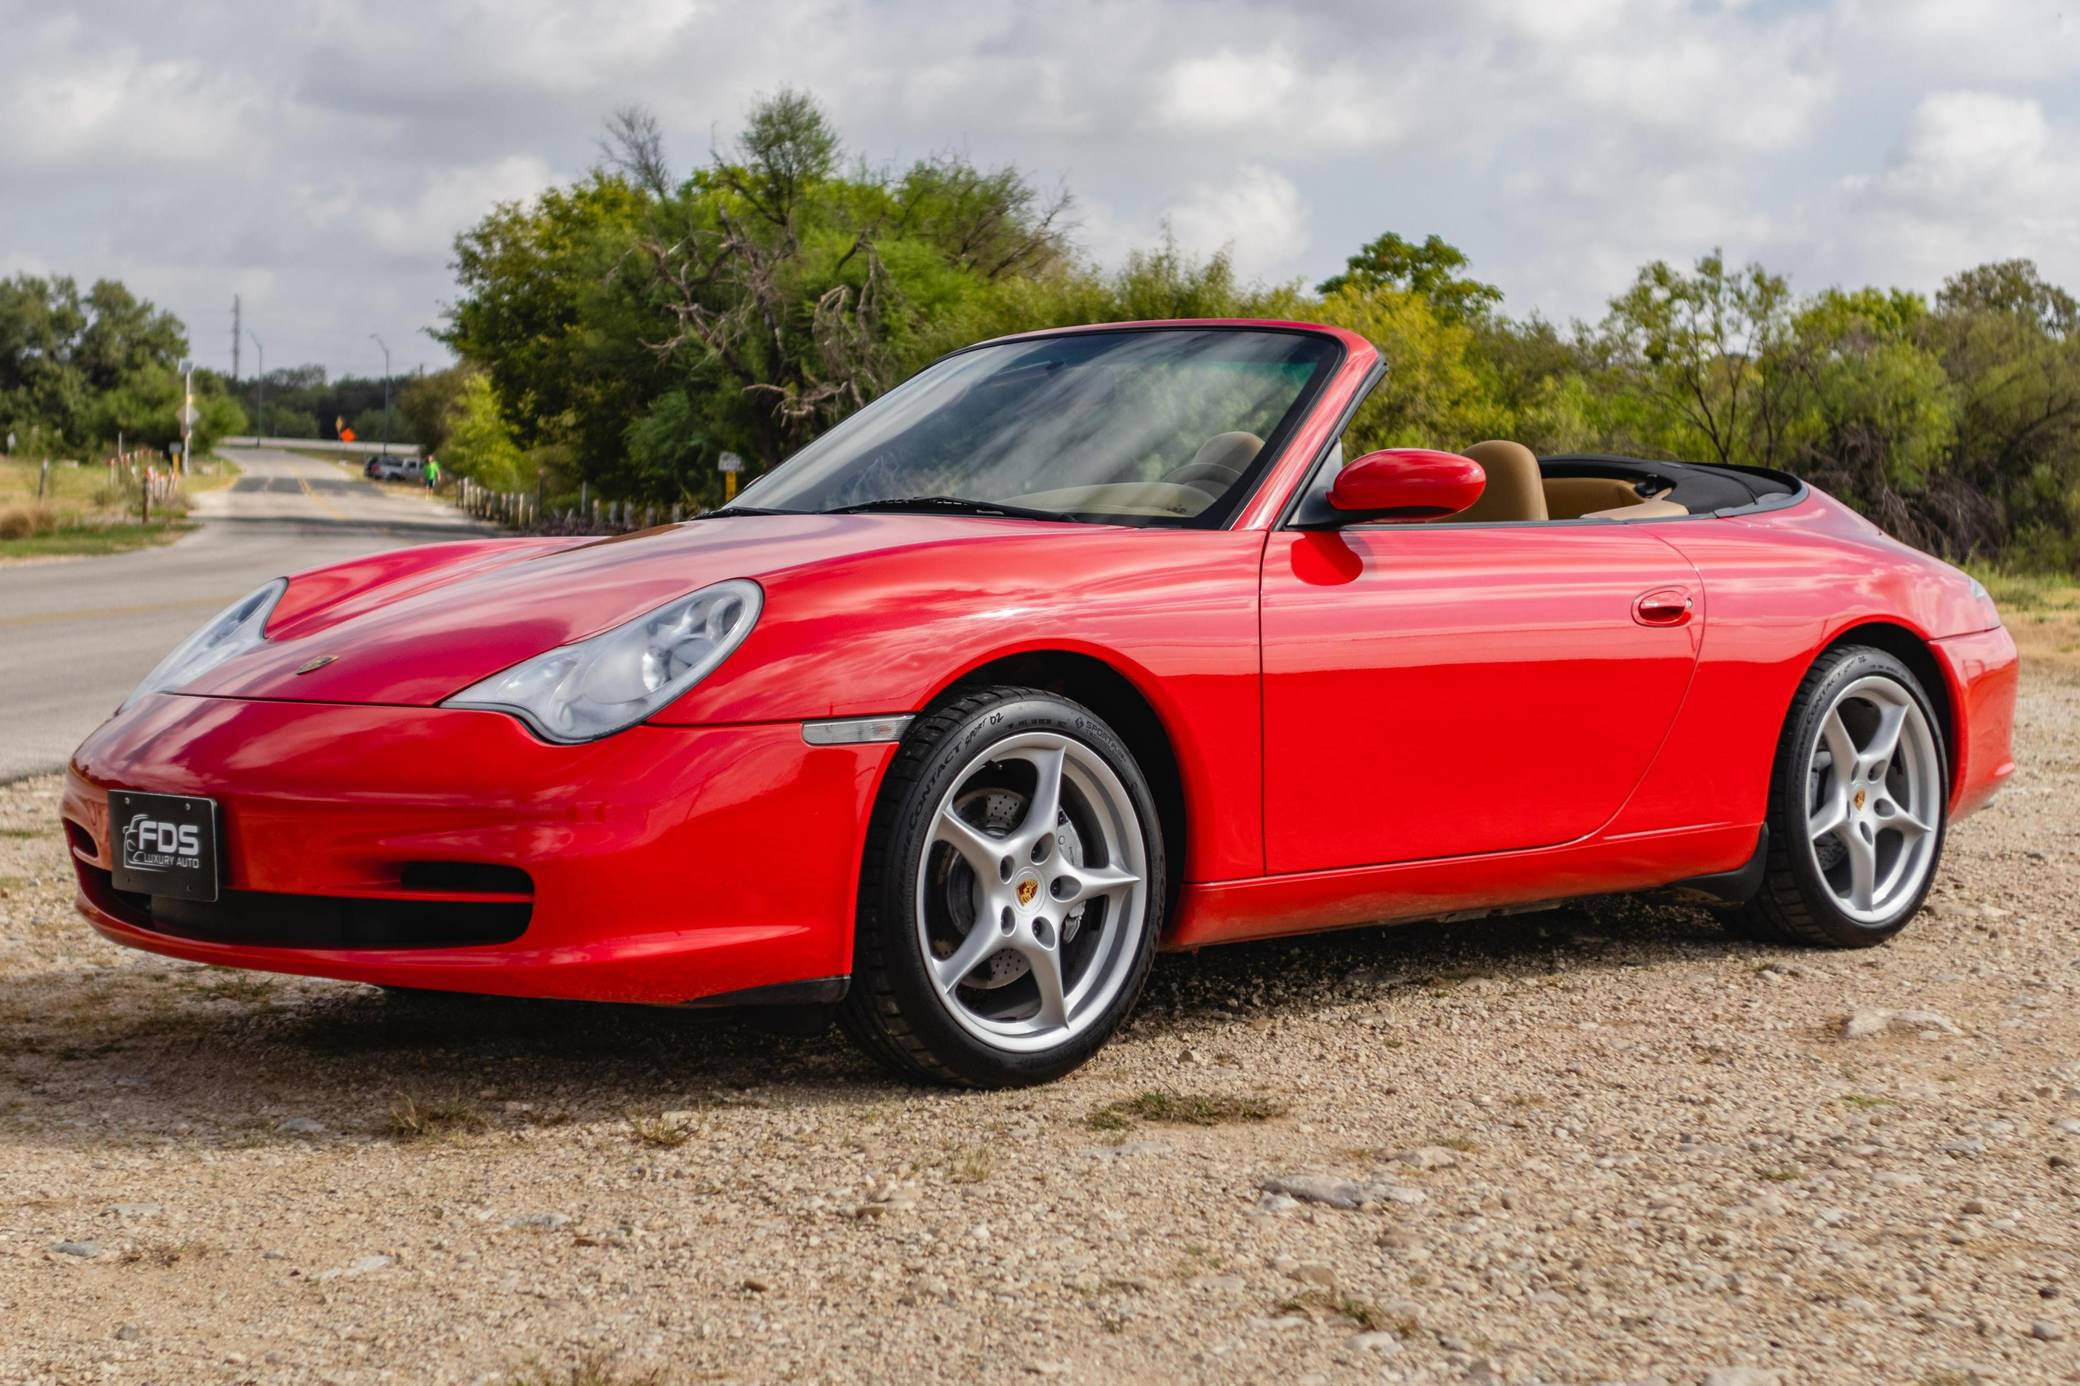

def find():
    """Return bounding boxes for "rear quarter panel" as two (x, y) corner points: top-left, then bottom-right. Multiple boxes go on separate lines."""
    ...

(1609, 492), (2001, 837)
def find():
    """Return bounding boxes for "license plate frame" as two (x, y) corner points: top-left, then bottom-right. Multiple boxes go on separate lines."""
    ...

(110, 791), (220, 903)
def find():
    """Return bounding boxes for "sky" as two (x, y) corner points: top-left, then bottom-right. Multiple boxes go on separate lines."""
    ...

(4, 0), (2077, 380)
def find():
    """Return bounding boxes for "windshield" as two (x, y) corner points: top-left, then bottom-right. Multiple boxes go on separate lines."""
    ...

(729, 327), (1341, 527)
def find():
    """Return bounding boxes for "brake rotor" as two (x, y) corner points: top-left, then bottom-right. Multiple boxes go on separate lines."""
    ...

(932, 785), (1087, 990)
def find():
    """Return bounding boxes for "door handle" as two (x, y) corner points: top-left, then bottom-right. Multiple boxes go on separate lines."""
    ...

(1632, 587), (1695, 627)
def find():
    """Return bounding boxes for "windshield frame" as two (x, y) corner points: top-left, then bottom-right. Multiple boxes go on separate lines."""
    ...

(725, 323), (1349, 531)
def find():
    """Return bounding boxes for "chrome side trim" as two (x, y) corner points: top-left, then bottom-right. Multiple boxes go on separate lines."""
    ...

(801, 715), (915, 746)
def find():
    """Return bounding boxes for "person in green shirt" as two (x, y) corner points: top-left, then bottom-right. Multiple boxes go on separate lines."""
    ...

(424, 456), (441, 490)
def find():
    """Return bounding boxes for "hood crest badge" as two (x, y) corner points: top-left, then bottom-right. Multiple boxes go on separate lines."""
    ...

(294, 656), (337, 675)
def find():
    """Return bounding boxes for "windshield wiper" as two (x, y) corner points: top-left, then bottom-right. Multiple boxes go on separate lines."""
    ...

(699, 504), (804, 518)
(821, 495), (1060, 521)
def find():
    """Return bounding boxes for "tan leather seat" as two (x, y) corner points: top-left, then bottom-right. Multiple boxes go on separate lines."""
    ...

(1189, 431), (1263, 475)
(1543, 475), (1642, 519)
(1455, 440), (1547, 523)
(1586, 497), (1687, 520)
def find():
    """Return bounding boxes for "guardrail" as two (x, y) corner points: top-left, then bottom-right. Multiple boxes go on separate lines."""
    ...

(224, 436), (419, 456)
(453, 478), (700, 534)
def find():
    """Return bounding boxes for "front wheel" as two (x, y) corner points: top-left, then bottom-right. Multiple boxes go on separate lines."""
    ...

(839, 686), (1165, 1087)
(1738, 645), (1948, 947)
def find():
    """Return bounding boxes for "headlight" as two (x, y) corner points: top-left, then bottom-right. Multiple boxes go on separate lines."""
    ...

(444, 579), (763, 743)
(122, 578), (286, 710)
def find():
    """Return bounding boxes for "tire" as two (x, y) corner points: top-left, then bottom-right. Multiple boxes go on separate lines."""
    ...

(839, 686), (1166, 1087)
(1736, 645), (1948, 947)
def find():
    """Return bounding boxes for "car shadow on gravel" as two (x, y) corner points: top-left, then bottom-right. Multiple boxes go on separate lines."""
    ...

(0, 894), (1762, 1149)
(1126, 892), (1761, 1034)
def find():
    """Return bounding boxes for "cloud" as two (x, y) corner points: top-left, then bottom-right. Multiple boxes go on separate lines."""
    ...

(350, 156), (558, 260)
(1833, 91), (2080, 292)
(1, 0), (2075, 369)
(1165, 164), (1312, 282)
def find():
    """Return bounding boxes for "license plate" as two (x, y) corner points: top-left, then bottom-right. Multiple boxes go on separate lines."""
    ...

(110, 791), (220, 903)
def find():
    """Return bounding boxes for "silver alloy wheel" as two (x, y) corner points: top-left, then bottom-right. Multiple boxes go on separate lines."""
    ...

(915, 731), (1149, 1053)
(1802, 673), (1942, 924)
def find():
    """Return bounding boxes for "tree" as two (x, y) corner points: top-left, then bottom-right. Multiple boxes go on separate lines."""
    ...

(398, 366), (471, 453)
(446, 90), (1076, 506)
(1598, 251), (1799, 467)
(1317, 232), (1502, 324)
(1, 274), (192, 455)
(438, 371), (530, 491)
(1782, 289), (1958, 547)
(1314, 283), (1505, 449)
(1928, 260), (2080, 565)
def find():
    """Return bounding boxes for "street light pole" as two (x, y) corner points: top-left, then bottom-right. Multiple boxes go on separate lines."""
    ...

(247, 331), (264, 445)
(370, 334), (392, 454)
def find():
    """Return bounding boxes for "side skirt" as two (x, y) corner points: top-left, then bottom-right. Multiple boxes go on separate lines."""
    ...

(1650, 824), (1770, 908)
(1163, 822), (1760, 950)
(682, 976), (851, 1009)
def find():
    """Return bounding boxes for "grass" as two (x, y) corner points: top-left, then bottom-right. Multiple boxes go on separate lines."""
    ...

(199, 969), (277, 1003)
(1167, 1243), (1227, 1279)
(384, 1092), (488, 1143)
(119, 1239), (208, 1267)
(1966, 568), (2080, 668)
(1966, 565), (2060, 613)
(1756, 1167), (1803, 1182)
(0, 455), (234, 559)
(1088, 1088), (1289, 1132)
(627, 1112), (696, 1149)
(502, 1357), (668, 1386)
(938, 1145), (993, 1185)
(1840, 1093), (1899, 1109)
(0, 518), (196, 559)
(1274, 1289), (1415, 1336)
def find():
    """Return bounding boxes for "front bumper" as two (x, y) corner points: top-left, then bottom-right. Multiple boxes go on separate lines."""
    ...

(62, 695), (895, 1003)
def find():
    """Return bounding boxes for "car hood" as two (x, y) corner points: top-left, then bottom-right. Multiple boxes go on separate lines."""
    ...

(180, 513), (1083, 708)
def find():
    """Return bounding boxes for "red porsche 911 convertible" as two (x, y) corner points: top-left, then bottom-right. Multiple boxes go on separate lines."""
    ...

(63, 320), (2017, 1086)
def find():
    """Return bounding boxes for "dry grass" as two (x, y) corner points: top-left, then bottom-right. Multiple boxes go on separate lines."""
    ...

(384, 1092), (488, 1143)
(1088, 1088), (1289, 1132)
(627, 1112), (696, 1149)
(937, 1145), (993, 1185)
(1971, 572), (2080, 671)
(0, 457), (234, 558)
(1274, 1288), (1416, 1336)
(502, 1356), (669, 1386)
(0, 502), (56, 540)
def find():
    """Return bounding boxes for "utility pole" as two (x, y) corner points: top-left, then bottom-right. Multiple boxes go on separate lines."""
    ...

(369, 334), (392, 454)
(231, 295), (241, 383)
(248, 330), (264, 444)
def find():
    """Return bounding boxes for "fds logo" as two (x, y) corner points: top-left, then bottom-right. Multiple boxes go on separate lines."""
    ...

(124, 816), (200, 866)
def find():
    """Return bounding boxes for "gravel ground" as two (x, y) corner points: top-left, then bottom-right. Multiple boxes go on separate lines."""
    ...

(2, 653), (2075, 1386)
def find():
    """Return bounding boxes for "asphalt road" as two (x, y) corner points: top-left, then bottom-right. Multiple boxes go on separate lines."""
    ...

(0, 448), (488, 782)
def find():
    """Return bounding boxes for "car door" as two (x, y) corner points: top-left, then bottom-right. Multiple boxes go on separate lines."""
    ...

(1259, 523), (1702, 874)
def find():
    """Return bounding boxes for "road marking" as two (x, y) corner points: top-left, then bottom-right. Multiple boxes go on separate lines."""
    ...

(297, 475), (349, 520)
(0, 595), (234, 629)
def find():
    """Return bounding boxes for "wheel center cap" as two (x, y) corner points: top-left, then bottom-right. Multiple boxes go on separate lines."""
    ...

(1853, 788), (1867, 812)
(1016, 875), (1040, 909)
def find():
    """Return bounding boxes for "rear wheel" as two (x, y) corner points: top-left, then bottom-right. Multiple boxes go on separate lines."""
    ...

(839, 686), (1164, 1087)
(1738, 645), (1947, 947)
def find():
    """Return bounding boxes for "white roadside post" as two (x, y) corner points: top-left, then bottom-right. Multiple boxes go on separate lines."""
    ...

(179, 362), (197, 477)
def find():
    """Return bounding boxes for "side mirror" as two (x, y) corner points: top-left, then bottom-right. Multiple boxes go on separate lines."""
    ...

(1325, 448), (1486, 524)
